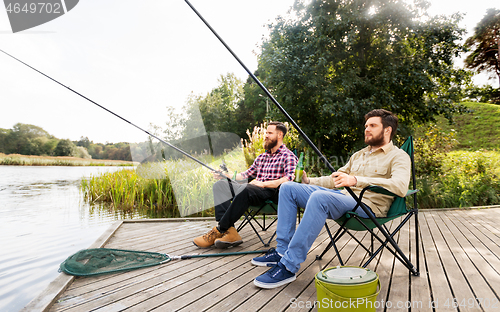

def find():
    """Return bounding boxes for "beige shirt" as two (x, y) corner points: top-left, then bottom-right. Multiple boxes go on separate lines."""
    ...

(308, 141), (411, 217)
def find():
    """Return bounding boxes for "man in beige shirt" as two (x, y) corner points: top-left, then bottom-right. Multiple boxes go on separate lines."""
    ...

(252, 109), (411, 289)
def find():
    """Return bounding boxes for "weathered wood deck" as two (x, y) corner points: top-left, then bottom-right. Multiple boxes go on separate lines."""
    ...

(25, 208), (500, 311)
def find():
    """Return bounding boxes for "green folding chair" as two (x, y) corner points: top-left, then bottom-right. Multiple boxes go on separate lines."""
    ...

(316, 136), (419, 276)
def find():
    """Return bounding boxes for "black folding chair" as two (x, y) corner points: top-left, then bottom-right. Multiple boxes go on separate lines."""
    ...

(237, 200), (278, 247)
(316, 136), (419, 276)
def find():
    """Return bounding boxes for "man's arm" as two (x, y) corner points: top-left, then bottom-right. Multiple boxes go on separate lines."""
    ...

(250, 176), (290, 188)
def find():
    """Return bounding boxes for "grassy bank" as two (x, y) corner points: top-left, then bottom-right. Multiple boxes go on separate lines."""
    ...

(0, 153), (136, 166)
(435, 102), (500, 150)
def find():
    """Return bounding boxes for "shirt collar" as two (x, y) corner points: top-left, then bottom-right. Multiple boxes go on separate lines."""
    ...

(366, 141), (394, 155)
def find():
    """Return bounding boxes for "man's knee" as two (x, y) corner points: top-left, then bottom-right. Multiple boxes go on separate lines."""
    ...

(308, 190), (333, 212)
(279, 181), (297, 197)
(213, 179), (228, 191)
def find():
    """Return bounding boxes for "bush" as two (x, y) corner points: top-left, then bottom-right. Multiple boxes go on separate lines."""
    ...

(75, 146), (92, 159)
(417, 150), (500, 208)
(54, 139), (78, 157)
(414, 124), (457, 176)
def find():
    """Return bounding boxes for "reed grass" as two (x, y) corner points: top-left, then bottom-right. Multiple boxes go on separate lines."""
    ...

(81, 148), (247, 218)
(0, 153), (135, 166)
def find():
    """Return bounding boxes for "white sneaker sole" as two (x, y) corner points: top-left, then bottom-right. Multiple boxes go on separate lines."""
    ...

(251, 259), (278, 267)
(253, 275), (296, 289)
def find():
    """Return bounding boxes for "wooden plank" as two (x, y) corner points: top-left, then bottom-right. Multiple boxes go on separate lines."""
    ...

(426, 211), (480, 311)
(446, 210), (500, 281)
(370, 220), (397, 310)
(439, 211), (500, 312)
(419, 212), (455, 311)
(22, 221), (123, 312)
(408, 214), (432, 312)
(465, 210), (500, 246)
(385, 217), (410, 311)
(447, 210), (500, 274)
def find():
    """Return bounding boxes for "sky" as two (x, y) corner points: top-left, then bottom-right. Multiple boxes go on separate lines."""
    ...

(0, 0), (497, 144)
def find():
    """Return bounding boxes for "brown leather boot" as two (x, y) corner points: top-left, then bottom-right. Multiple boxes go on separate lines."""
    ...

(214, 227), (243, 249)
(193, 226), (224, 248)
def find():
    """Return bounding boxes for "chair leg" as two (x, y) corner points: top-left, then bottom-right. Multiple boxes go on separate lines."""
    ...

(415, 210), (420, 276)
(316, 224), (345, 266)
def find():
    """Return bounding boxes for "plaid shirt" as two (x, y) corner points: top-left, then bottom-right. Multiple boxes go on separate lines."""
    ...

(241, 144), (298, 183)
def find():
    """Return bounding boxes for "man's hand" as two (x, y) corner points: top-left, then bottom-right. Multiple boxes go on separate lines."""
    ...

(249, 180), (266, 188)
(212, 171), (228, 180)
(301, 171), (310, 184)
(332, 172), (357, 188)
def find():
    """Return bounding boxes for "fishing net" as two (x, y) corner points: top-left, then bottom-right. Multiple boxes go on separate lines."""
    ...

(59, 248), (170, 276)
(59, 248), (268, 277)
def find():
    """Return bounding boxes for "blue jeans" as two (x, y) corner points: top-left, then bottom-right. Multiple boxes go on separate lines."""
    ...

(276, 182), (372, 274)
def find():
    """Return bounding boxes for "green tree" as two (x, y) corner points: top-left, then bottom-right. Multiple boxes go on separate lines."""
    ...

(258, 0), (469, 158)
(465, 8), (500, 88)
(183, 73), (245, 138)
(54, 139), (77, 157)
(4, 123), (56, 155)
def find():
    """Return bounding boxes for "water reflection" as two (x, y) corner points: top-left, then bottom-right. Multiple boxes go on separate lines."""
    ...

(0, 166), (147, 312)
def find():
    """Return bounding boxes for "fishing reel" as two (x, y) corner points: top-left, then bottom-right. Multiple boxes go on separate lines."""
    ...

(219, 159), (229, 173)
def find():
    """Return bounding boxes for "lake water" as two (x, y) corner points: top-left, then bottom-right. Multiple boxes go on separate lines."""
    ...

(0, 166), (146, 312)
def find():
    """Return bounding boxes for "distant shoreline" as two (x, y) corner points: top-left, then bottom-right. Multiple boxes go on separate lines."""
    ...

(0, 153), (137, 166)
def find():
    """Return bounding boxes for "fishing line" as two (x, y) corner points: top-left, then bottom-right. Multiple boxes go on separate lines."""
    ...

(184, 0), (417, 274)
(0, 48), (230, 181)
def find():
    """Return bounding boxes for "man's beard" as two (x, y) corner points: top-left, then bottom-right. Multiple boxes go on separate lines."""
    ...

(365, 131), (385, 147)
(264, 138), (278, 150)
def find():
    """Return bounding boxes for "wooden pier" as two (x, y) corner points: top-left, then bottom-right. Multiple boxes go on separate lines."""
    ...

(24, 208), (500, 311)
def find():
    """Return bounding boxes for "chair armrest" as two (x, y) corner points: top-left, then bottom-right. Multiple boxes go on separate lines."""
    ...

(364, 185), (418, 198)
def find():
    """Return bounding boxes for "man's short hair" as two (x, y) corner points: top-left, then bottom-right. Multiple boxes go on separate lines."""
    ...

(364, 109), (398, 140)
(269, 121), (287, 137)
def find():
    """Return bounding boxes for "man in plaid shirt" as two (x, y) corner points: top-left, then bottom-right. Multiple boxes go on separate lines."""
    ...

(193, 121), (298, 248)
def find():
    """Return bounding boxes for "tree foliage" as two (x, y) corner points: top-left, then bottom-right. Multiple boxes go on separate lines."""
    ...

(257, 0), (469, 157)
(0, 123), (58, 156)
(465, 8), (500, 88)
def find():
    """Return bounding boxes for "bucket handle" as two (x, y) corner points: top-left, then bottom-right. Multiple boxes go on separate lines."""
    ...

(317, 279), (381, 302)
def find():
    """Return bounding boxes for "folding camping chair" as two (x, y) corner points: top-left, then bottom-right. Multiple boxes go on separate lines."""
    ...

(237, 200), (278, 247)
(316, 136), (419, 276)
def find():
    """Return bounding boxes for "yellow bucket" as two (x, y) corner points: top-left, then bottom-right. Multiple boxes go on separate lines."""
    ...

(315, 266), (380, 311)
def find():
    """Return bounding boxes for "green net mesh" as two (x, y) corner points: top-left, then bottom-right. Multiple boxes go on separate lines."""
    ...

(59, 248), (170, 276)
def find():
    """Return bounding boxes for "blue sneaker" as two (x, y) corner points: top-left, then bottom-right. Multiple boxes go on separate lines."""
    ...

(251, 248), (281, 267)
(254, 262), (296, 289)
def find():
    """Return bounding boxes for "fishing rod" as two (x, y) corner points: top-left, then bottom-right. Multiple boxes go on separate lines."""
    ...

(185, 0), (418, 275)
(0, 48), (232, 181)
